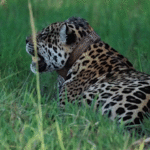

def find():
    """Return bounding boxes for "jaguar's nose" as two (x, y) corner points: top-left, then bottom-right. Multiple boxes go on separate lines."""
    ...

(26, 37), (29, 44)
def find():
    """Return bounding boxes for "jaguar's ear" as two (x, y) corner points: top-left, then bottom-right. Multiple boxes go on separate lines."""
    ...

(60, 23), (76, 45)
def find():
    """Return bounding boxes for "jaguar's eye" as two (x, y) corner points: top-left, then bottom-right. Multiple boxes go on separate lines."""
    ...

(39, 34), (47, 40)
(42, 34), (47, 38)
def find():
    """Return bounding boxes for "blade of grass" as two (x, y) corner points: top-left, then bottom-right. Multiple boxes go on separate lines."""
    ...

(56, 121), (65, 150)
(28, 1), (45, 149)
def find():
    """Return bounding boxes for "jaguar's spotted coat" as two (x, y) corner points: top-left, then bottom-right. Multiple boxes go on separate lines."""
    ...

(26, 17), (150, 126)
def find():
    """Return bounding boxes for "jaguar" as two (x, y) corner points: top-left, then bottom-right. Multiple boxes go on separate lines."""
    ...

(26, 17), (150, 126)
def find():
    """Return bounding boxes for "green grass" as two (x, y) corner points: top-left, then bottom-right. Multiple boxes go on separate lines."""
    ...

(0, 0), (150, 149)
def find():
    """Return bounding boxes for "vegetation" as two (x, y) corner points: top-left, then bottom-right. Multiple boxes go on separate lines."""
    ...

(0, 0), (150, 149)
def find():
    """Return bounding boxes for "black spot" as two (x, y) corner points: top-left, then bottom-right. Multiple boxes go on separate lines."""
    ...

(110, 88), (118, 92)
(82, 60), (90, 66)
(89, 78), (98, 84)
(112, 95), (123, 101)
(123, 116), (132, 121)
(138, 112), (143, 120)
(126, 96), (141, 104)
(138, 82), (149, 85)
(89, 94), (95, 99)
(89, 51), (94, 56)
(48, 38), (51, 43)
(96, 49), (103, 53)
(124, 103), (132, 108)
(68, 25), (74, 28)
(98, 89), (104, 93)
(106, 51), (113, 55)
(126, 112), (133, 115)
(93, 64), (99, 69)
(98, 100), (106, 107)
(109, 102), (116, 106)
(117, 54), (124, 59)
(147, 100), (150, 108)
(58, 53), (62, 57)
(45, 47), (48, 51)
(126, 61), (133, 67)
(53, 56), (57, 62)
(83, 95), (86, 99)
(134, 118), (140, 124)
(139, 86), (150, 94)
(107, 65), (112, 72)
(108, 110), (112, 117)
(122, 88), (134, 94)
(133, 91), (146, 100)
(116, 107), (125, 115)
(61, 60), (65, 65)
(78, 88), (82, 95)
(106, 73), (113, 78)
(78, 31), (83, 37)
(72, 94), (75, 97)
(91, 54), (99, 59)
(106, 86), (112, 90)
(79, 56), (85, 60)
(50, 28), (54, 34)
(103, 110), (112, 117)
(99, 68), (105, 75)
(78, 23), (84, 27)
(52, 63), (59, 69)
(93, 44), (98, 48)
(53, 46), (57, 53)
(61, 102), (65, 105)
(101, 93), (112, 98)
(48, 51), (51, 56)
(48, 44), (52, 48)
(142, 106), (148, 112)
(111, 48), (117, 52)
(110, 59), (118, 64)
(101, 84), (105, 88)
(105, 43), (109, 49)
(101, 62), (107, 65)
(75, 24), (79, 30)
(87, 99), (92, 105)
(104, 104), (110, 109)
(127, 105), (138, 110)
(88, 65), (92, 68)
(99, 42), (103, 47)
(128, 84), (139, 88)
(98, 54), (106, 59)
(52, 40), (54, 44)
(55, 40), (57, 45)
(82, 30), (86, 36)
(92, 60), (97, 64)
(64, 53), (67, 58)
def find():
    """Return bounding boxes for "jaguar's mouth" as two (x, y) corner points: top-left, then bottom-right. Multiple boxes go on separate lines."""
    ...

(26, 43), (47, 73)
(30, 54), (47, 73)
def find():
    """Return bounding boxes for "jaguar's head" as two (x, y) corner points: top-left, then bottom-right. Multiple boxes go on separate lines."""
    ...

(26, 17), (96, 76)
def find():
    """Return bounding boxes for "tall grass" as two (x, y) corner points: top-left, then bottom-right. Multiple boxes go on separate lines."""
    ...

(0, 0), (150, 149)
(28, 1), (45, 149)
